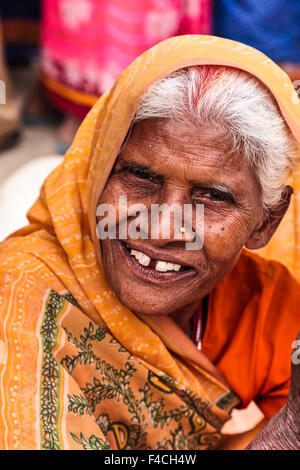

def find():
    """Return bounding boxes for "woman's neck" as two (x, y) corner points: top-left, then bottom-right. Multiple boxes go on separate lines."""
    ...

(169, 301), (202, 337)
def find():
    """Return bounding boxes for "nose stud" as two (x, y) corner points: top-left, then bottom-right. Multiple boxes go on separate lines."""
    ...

(179, 226), (186, 234)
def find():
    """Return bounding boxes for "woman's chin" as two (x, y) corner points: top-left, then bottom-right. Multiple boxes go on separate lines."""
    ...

(113, 284), (178, 317)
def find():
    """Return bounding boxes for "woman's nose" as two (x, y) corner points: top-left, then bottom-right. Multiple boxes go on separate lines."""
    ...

(149, 187), (204, 249)
(125, 190), (203, 248)
(149, 203), (188, 241)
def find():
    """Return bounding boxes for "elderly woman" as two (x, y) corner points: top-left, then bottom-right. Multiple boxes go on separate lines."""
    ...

(0, 36), (300, 450)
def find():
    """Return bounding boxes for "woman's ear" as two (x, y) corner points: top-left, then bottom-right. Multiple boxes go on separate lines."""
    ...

(246, 185), (293, 250)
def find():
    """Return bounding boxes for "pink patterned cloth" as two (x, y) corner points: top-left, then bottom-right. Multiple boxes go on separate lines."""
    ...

(41, 0), (212, 117)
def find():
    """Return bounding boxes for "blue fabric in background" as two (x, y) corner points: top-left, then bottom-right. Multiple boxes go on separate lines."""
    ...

(214, 0), (300, 64)
(0, 0), (40, 20)
(0, 0), (40, 62)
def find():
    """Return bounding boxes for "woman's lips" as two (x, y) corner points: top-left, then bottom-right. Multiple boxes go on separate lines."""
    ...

(116, 240), (196, 284)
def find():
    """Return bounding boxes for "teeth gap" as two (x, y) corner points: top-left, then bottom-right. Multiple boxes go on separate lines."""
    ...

(123, 242), (190, 272)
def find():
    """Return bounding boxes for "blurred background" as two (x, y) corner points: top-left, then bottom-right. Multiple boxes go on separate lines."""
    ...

(1, 0), (300, 240)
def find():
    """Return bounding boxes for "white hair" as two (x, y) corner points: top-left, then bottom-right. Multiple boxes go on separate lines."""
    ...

(133, 66), (299, 208)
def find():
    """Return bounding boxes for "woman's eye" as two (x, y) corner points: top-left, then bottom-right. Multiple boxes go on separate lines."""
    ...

(194, 190), (233, 203)
(130, 168), (148, 179)
(128, 166), (159, 183)
(205, 191), (226, 201)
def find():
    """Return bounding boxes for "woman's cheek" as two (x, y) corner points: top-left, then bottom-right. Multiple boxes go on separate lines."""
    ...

(203, 217), (248, 263)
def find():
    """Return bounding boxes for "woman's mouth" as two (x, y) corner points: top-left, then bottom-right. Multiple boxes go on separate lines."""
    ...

(116, 240), (196, 284)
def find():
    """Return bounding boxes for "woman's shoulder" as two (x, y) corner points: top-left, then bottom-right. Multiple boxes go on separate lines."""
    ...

(238, 248), (298, 276)
(212, 249), (300, 329)
(228, 249), (299, 293)
(207, 250), (300, 416)
(209, 250), (300, 332)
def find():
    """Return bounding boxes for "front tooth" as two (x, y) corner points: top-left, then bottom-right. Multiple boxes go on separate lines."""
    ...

(166, 262), (182, 271)
(138, 254), (151, 266)
(156, 261), (182, 272)
(173, 264), (181, 271)
(131, 249), (151, 267)
(130, 249), (138, 256)
(155, 261), (169, 272)
(166, 263), (176, 271)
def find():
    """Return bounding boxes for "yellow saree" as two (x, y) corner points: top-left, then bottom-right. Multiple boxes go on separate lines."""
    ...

(0, 35), (300, 450)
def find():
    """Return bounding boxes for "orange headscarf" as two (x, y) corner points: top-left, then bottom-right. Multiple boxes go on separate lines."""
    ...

(0, 36), (300, 450)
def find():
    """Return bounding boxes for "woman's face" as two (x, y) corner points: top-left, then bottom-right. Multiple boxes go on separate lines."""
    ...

(97, 118), (264, 316)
